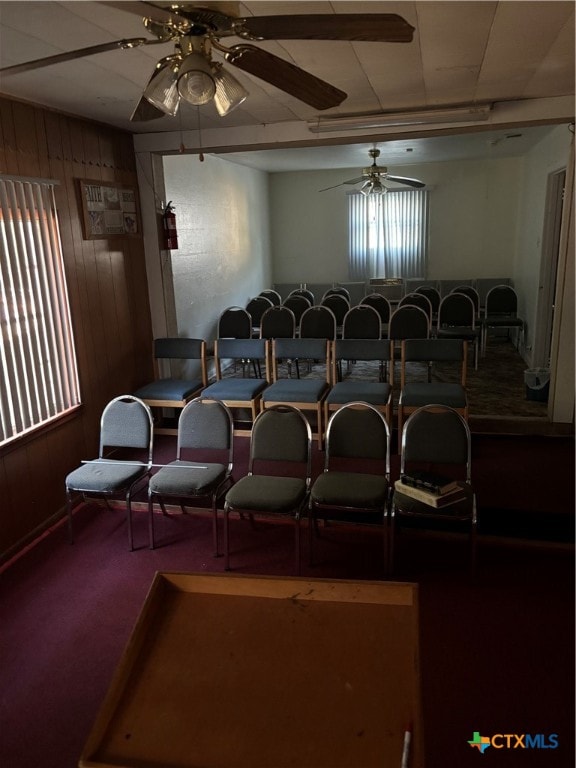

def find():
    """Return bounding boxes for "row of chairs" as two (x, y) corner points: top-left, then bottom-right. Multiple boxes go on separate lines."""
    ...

(130, 336), (469, 446)
(65, 397), (476, 577)
(235, 284), (523, 365)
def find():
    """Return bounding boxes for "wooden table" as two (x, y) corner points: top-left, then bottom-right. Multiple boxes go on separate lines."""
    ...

(80, 572), (423, 768)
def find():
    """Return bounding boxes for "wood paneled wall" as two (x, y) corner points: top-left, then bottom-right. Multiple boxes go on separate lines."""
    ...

(0, 96), (154, 561)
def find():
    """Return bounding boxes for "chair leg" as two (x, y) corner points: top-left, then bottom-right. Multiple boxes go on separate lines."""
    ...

(388, 510), (396, 575)
(66, 490), (75, 544)
(224, 503), (231, 570)
(308, 505), (314, 566)
(295, 515), (301, 576)
(126, 492), (134, 551)
(148, 492), (155, 550)
(212, 499), (219, 558)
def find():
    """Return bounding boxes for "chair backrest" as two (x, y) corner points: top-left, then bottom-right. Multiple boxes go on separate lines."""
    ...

(322, 287), (351, 302)
(177, 397), (234, 464)
(388, 305), (430, 340)
(400, 404), (471, 478)
(271, 338), (330, 381)
(452, 285), (480, 315)
(485, 285), (518, 315)
(214, 338), (268, 379)
(324, 402), (391, 471)
(299, 305), (337, 340)
(342, 304), (381, 339)
(283, 294), (312, 325)
(320, 293), (349, 325)
(475, 277), (512, 306)
(361, 293), (392, 324)
(288, 288), (315, 306)
(259, 289), (282, 306)
(414, 286), (441, 314)
(99, 395), (154, 461)
(154, 337), (205, 360)
(246, 296), (274, 329)
(260, 306), (296, 339)
(249, 405), (312, 473)
(437, 293), (476, 328)
(439, 279), (473, 297)
(401, 339), (467, 386)
(399, 292), (433, 322)
(217, 306), (252, 339)
(332, 338), (392, 372)
(152, 338), (207, 384)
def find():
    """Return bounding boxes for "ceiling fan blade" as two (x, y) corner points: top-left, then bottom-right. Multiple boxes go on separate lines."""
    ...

(130, 96), (166, 122)
(386, 175), (426, 188)
(235, 14), (414, 43)
(343, 177), (366, 185)
(225, 45), (346, 110)
(0, 38), (163, 76)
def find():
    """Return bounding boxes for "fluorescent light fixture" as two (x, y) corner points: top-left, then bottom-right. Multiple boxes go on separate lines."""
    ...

(177, 52), (217, 105)
(212, 63), (248, 116)
(144, 56), (181, 116)
(308, 105), (492, 133)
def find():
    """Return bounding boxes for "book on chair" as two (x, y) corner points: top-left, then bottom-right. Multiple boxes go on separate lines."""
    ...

(400, 470), (460, 495)
(394, 479), (466, 508)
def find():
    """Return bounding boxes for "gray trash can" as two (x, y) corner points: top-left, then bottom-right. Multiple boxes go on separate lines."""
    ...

(524, 368), (550, 402)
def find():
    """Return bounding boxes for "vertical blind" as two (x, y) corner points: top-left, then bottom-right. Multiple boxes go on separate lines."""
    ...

(0, 176), (80, 446)
(348, 189), (430, 280)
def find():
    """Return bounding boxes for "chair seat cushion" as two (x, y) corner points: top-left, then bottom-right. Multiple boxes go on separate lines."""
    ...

(263, 380), (329, 403)
(202, 379), (268, 400)
(149, 461), (227, 496)
(225, 475), (307, 513)
(327, 382), (391, 406)
(311, 472), (388, 508)
(134, 378), (202, 402)
(400, 383), (467, 408)
(66, 459), (148, 494)
(394, 482), (474, 520)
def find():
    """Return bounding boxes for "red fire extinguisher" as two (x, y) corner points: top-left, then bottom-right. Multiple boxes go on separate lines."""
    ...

(163, 201), (178, 250)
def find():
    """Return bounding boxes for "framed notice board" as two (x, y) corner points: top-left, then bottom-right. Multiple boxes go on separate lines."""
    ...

(79, 179), (139, 239)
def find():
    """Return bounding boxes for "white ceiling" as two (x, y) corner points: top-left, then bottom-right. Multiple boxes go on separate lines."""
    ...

(0, 1), (574, 170)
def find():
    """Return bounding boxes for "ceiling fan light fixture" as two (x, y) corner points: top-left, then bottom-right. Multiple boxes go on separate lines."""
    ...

(177, 52), (216, 105)
(360, 179), (386, 196)
(143, 57), (181, 116)
(212, 64), (248, 116)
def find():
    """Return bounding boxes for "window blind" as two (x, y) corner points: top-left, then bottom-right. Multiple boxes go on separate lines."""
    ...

(0, 177), (80, 445)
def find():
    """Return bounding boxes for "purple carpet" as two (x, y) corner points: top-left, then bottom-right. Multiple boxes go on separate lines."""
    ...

(0, 433), (574, 768)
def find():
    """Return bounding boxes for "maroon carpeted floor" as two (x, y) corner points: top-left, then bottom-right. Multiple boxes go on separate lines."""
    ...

(0, 433), (574, 768)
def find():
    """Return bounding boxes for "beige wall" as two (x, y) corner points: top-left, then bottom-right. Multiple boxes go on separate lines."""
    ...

(162, 153), (272, 375)
(269, 157), (523, 283)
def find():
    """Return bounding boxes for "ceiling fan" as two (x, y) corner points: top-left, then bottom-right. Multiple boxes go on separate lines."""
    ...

(0, 2), (415, 121)
(319, 148), (426, 195)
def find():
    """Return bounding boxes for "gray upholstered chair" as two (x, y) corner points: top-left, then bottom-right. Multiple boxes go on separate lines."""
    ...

(201, 338), (269, 433)
(481, 285), (524, 355)
(390, 404), (477, 575)
(398, 338), (468, 440)
(65, 395), (154, 550)
(262, 337), (331, 447)
(223, 405), (312, 574)
(133, 337), (208, 435)
(361, 293), (392, 336)
(436, 292), (481, 369)
(148, 397), (234, 555)
(309, 402), (391, 571)
(326, 338), (393, 426)
(341, 304), (381, 340)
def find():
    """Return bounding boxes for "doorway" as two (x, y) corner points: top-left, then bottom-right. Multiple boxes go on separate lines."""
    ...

(533, 169), (566, 367)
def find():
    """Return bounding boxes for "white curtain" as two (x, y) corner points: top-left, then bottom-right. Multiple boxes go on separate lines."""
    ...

(0, 176), (80, 445)
(348, 189), (429, 280)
